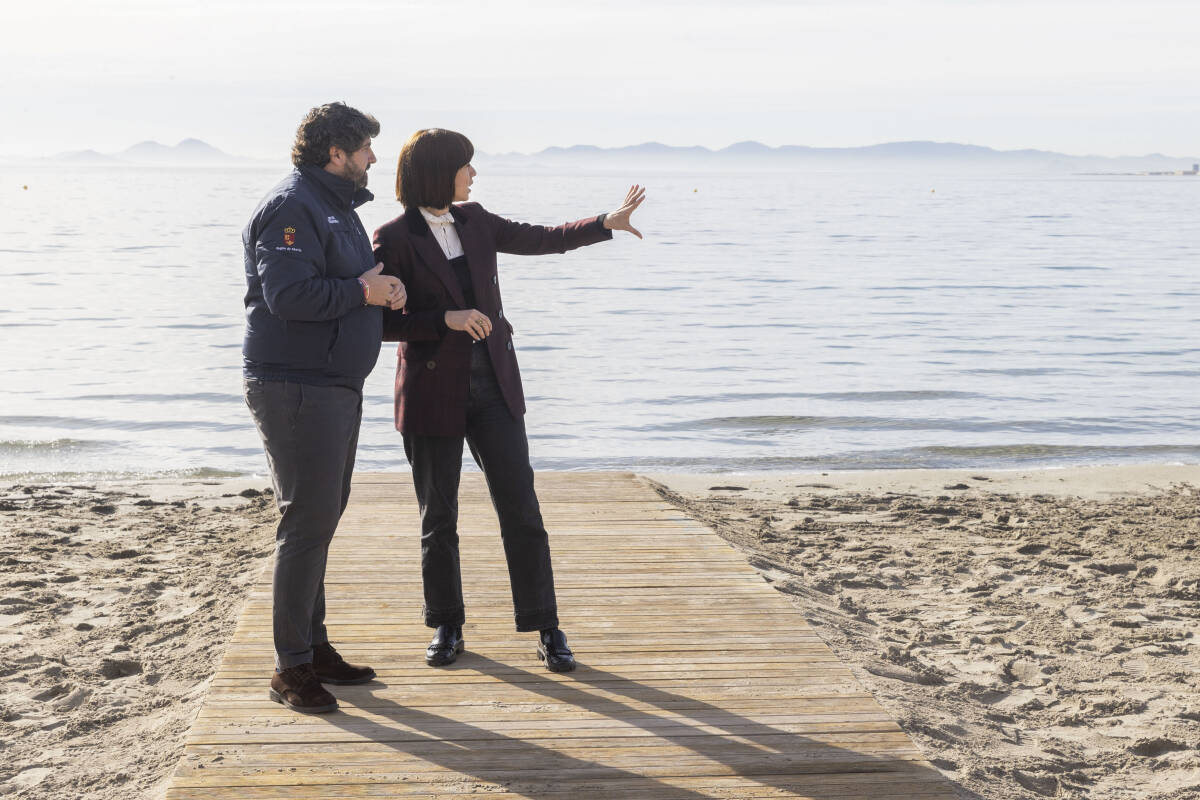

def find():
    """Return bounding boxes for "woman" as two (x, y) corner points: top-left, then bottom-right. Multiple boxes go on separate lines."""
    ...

(373, 128), (644, 672)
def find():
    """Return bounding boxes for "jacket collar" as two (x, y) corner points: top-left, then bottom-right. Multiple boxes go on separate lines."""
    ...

(404, 202), (473, 235)
(299, 165), (374, 211)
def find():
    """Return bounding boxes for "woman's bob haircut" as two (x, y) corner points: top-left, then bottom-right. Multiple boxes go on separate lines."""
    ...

(395, 128), (474, 210)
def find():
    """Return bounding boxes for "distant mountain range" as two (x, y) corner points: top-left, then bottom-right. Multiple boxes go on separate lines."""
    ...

(484, 141), (1200, 173)
(20, 139), (1200, 173)
(50, 139), (254, 165)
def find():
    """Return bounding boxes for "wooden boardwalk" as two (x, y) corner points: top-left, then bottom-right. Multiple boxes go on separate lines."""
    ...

(166, 472), (955, 799)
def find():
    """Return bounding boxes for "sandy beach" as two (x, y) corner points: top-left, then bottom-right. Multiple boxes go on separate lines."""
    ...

(2, 465), (1198, 799)
(0, 477), (276, 800)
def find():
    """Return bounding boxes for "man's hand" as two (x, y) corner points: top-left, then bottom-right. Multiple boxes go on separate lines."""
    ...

(360, 263), (406, 309)
(603, 184), (647, 239)
(445, 309), (492, 341)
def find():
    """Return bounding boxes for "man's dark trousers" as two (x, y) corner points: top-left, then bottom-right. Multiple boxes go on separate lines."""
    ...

(402, 344), (559, 633)
(244, 378), (362, 669)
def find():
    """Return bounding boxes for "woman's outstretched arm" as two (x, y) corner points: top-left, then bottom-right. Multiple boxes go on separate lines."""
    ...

(488, 184), (647, 255)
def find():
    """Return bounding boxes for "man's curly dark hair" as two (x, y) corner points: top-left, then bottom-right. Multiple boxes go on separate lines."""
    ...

(291, 102), (380, 168)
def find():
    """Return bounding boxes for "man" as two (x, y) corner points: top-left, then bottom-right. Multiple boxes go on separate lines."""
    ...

(242, 102), (404, 713)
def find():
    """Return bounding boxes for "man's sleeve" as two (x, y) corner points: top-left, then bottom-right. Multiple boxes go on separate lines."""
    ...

(254, 196), (363, 321)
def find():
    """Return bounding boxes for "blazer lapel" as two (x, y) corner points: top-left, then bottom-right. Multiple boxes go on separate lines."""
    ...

(451, 205), (492, 309)
(405, 210), (465, 307)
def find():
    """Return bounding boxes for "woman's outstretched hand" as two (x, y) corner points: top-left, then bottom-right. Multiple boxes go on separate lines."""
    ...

(603, 184), (646, 239)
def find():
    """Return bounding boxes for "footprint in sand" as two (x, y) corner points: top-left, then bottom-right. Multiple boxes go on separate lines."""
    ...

(1129, 737), (1188, 757)
(32, 684), (69, 702)
(1003, 658), (1049, 686)
(1084, 561), (1137, 575)
(9, 767), (54, 789)
(52, 687), (91, 711)
(0, 596), (35, 612)
(1013, 770), (1058, 796)
(5, 579), (46, 589)
(99, 659), (142, 680)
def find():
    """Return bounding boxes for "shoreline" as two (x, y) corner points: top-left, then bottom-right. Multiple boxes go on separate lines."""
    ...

(2, 465), (1197, 799)
(647, 462), (1200, 501)
(5, 459), (1199, 492)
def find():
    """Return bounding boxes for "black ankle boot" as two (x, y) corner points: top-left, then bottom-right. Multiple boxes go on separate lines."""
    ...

(537, 628), (576, 673)
(426, 624), (464, 666)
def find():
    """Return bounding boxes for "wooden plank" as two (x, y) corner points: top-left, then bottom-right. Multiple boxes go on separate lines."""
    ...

(164, 472), (954, 799)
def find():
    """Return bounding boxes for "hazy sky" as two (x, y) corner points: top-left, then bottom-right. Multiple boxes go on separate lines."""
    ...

(4, 0), (1198, 159)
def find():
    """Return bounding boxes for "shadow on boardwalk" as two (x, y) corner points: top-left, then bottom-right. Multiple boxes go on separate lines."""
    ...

(321, 653), (967, 799)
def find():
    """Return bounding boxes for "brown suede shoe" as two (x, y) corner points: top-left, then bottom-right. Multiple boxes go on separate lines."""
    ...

(313, 641), (376, 685)
(269, 663), (338, 713)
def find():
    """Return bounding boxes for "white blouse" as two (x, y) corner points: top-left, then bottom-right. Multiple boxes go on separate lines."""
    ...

(419, 207), (465, 260)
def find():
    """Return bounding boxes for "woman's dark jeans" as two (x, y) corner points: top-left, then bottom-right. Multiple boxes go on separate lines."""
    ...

(402, 344), (559, 632)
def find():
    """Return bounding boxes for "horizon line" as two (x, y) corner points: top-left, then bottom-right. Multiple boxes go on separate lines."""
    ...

(14, 137), (1200, 164)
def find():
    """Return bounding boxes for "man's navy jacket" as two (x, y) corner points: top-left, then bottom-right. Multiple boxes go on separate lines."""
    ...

(242, 165), (380, 390)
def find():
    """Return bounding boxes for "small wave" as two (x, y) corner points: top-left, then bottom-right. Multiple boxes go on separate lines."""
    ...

(71, 391), (240, 403)
(0, 438), (112, 453)
(866, 284), (1077, 291)
(0, 465), (249, 482)
(643, 414), (1196, 435)
(0, 414), (246, 433)
(645, 390), (988, 405)
(573, 285), (689, 292)
(161, 322), (238, 330)
(963, 367), (1084, 376)
(526, 444), (1200, 473)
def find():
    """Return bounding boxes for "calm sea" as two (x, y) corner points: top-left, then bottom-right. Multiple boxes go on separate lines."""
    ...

(2, 164), (1199, 478)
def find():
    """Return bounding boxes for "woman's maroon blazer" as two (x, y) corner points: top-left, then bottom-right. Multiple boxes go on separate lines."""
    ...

(372, 202), (611, 437)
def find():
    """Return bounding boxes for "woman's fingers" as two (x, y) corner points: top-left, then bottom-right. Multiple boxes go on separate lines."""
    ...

(616, 186), (646, 218)
(446, 309), (492, 339)
(471, 312), (491, 340)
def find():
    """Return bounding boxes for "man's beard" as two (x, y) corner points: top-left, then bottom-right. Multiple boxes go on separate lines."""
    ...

(342, 162), (369, 189)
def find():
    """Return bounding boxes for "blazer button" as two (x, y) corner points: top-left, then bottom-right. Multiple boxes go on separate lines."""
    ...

(492, 275), (497, 284)
(497, 309), (503, 319)
(506, 341), (512, 351)
(426, 360), (436, 370)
